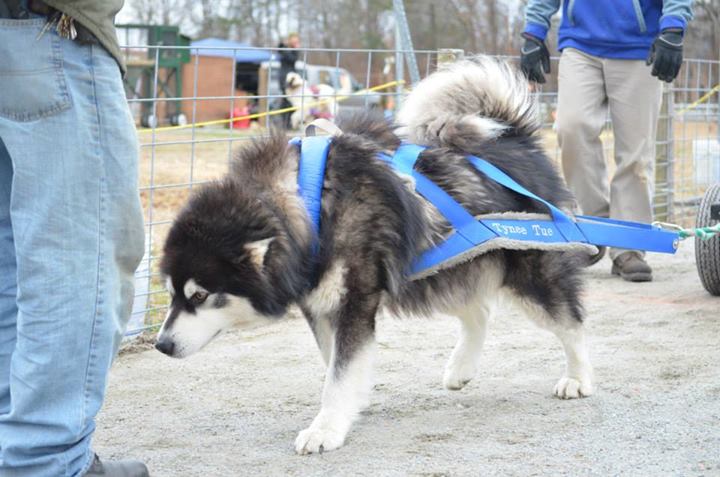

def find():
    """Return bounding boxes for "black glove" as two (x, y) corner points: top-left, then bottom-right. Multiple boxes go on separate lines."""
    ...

(520, 33), (551, 84)
(647, 29), (684, 83)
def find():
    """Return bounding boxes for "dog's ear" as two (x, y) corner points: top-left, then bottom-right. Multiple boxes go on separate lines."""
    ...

(245, 237), (274, 269)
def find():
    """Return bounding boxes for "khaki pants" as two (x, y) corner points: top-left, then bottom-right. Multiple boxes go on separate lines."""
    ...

(557, 48), (662, 259)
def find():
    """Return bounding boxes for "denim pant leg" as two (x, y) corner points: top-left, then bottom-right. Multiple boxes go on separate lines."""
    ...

(0, 21), (144, 477)
(0, 134), (17, 417)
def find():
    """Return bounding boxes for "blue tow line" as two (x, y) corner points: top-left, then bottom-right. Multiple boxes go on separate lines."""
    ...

(291, 136), (679, 277)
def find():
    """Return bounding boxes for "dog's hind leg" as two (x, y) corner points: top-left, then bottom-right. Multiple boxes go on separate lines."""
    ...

(550, 324), (593, 399)
(507, 292), (593, 399)
(443, 261), (504, 390)
(295, 290), (379, 455)
(502, 252), (594, 399)
(443, 296), (497, 391)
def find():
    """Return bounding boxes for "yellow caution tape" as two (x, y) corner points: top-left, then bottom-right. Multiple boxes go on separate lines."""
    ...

(677, 83), (720, 115)
(138, 79), (406, 133)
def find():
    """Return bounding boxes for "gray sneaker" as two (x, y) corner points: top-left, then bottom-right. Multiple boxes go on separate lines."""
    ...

(84, 454), (149, 477)
(611, 251), (653, 282)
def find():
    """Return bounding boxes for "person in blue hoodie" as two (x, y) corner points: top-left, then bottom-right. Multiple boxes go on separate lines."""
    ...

(520, 0), (693, 282)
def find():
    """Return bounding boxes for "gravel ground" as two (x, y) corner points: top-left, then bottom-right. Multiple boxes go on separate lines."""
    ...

(96, 243), (720, 476)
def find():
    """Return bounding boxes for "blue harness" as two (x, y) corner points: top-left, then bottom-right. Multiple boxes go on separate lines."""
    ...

(291, 136), (679, 277)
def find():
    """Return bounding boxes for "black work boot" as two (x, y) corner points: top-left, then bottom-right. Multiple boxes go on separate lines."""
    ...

(83, 454), (149, 477)
(611, 251), (653, 282)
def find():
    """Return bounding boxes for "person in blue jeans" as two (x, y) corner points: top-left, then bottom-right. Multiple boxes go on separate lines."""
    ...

(0, 1), (148, 475)
(520, 0), (693, 282)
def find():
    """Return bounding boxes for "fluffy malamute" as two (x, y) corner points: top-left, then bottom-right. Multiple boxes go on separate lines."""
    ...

(156, 56), (594, 454)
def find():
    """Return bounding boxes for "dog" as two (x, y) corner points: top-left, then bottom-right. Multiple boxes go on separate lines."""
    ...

(156, 56), (594, 455)
(285, 71), (336, 129)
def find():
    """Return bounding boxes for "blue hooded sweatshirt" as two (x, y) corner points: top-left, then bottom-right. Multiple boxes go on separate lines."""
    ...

(523, 0), (694, 59)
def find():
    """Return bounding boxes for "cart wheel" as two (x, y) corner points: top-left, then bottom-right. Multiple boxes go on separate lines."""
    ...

(695, 183), (720, 296)
(170, 113), (187, 126)
(141, 114), (157, 129)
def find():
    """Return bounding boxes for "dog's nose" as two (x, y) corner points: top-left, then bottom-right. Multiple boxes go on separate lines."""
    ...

(155, 337), (175, 356)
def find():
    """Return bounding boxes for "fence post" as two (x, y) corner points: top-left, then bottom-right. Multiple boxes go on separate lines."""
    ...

(392, 0), (420, 85)
(655, 82), (674, 222)
(394, 27), (404, 115)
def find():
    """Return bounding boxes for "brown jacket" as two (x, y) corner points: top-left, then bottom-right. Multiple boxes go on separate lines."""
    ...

(43, 0), (126, 75)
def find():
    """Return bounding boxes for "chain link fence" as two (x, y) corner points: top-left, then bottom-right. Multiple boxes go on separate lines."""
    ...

(120, 41), (720, 336)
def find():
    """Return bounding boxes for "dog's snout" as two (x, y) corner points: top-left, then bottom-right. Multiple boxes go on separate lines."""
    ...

(155, 337), (175, 356)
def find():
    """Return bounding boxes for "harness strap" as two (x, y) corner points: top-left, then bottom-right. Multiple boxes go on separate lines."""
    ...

(305, 118), (343, 137)
(465, 155), (587, 243)
(379, 145), (498, 274)
(293, 137), (677, 279)
(576, 215), (678, 252)
(293, 135), (331, 238)
(381, 144), (595, 274)
(382, 145), (493, 242)
(378, 143), (592, 274)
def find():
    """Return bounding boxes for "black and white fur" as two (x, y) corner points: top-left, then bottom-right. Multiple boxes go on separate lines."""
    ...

(156, 56), (594, 455)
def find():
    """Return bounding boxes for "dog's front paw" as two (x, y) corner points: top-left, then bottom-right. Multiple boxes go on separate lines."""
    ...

(554, 374), (593, 399)
(443, 360), (476, 390)
(295, 425), (346, 455)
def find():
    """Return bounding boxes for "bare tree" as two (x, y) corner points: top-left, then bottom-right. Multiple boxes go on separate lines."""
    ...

(691, 0), (720, 59)
(120, 0), (717, 62)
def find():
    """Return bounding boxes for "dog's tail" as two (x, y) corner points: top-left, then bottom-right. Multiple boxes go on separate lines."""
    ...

(397, 55), (538, 146)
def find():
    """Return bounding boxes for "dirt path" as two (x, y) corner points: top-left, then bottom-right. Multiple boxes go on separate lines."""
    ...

(96, 243), (720, 476)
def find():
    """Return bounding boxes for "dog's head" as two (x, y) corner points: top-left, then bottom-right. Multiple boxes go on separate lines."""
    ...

(155, 176), (298, 358)
(285, 72), (304, 91)
(156, 145), (307, 358)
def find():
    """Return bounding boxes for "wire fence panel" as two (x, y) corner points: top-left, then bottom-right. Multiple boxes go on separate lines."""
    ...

(671, 60), (720, 224)
(120, 44), (720, 337)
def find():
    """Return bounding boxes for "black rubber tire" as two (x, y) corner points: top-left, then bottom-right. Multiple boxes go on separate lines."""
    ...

(695, 183), (720, 296)
(170, 113), (187, 126)
(141, 114), (157, 129)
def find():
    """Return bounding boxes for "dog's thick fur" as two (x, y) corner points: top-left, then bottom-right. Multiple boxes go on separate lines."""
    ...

(157, 56), (594, 455)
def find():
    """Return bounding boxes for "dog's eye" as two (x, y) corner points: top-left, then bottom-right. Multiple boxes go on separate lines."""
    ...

(190, 291), (209, 306)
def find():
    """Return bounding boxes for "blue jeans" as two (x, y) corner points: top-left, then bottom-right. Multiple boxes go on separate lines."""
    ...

(0, 19), (145, 477)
